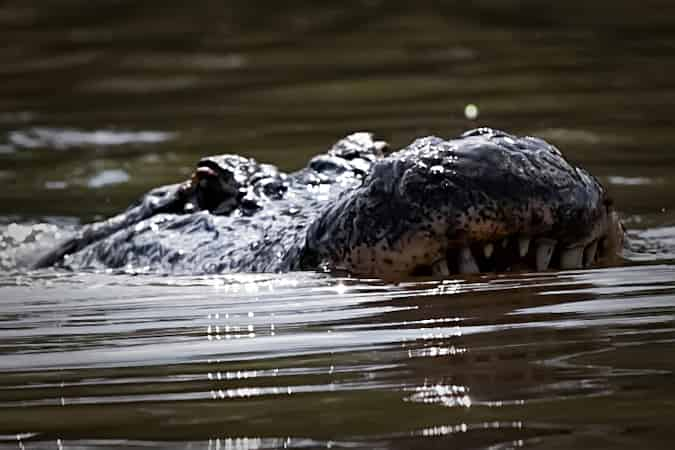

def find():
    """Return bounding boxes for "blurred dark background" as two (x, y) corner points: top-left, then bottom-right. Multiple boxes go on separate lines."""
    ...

(1, 0), (674, 221)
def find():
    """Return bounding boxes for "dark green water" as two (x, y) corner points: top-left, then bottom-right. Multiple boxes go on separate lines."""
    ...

(1, 1), (674, 448)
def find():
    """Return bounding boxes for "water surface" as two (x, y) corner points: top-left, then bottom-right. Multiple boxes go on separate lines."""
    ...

(1, 1), (674, 448)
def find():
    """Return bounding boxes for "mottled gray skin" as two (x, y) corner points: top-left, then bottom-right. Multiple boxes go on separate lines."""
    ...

(35, 128), (622, 278)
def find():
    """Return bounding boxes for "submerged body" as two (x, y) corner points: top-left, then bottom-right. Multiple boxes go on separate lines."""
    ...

(36, 128), (623, 279)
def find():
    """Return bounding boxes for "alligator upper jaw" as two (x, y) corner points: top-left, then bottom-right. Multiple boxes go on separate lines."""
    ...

(422, 231), (617, 278)
(337, 209), (624, 281)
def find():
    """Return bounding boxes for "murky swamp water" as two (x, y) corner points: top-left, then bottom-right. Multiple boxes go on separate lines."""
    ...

(0, 1), (674, 448)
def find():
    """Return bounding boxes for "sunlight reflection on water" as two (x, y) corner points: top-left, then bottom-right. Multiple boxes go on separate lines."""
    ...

(0, 263), (673, 447)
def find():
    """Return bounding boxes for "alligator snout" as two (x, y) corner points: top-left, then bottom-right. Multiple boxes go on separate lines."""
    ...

(304, 128), (623, 279)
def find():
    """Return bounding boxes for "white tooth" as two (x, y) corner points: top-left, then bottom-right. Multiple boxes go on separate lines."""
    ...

(483, 243), (494, 259)
(560, 247), (584, 269)
(518, 237), (530, 257)
(535, 239), (556, 271)
(583, 241), (598, 267)
(501, 238), (509, 248)
(458, 247), (479, 274)
(432, 259), (450, 276)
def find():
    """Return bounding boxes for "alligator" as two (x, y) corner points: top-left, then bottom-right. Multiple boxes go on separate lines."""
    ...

(34, 128), (624, 279)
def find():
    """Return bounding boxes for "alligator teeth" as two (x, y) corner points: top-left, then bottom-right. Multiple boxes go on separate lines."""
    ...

(535, 239), (556, 271)
(458, 247), (479, 274)
(518, 237), (530, 257)
(483, 243), (494, 259)
(560, 247), (584, 269)
(583, 241), (598, 267)
(432, 259), (450, 276)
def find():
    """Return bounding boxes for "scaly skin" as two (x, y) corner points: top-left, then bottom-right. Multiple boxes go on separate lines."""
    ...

(34, 128), (623, 279)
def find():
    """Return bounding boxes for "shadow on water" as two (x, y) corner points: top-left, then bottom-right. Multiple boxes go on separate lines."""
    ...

(1, 0), (675, 448)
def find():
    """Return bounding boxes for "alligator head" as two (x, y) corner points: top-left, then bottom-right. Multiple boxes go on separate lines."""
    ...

(32, 128), (624, 278)
(303, 128), (623, 279)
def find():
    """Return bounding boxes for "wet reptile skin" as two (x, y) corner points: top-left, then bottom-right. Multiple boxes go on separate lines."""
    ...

(35, 128), (622, 278)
